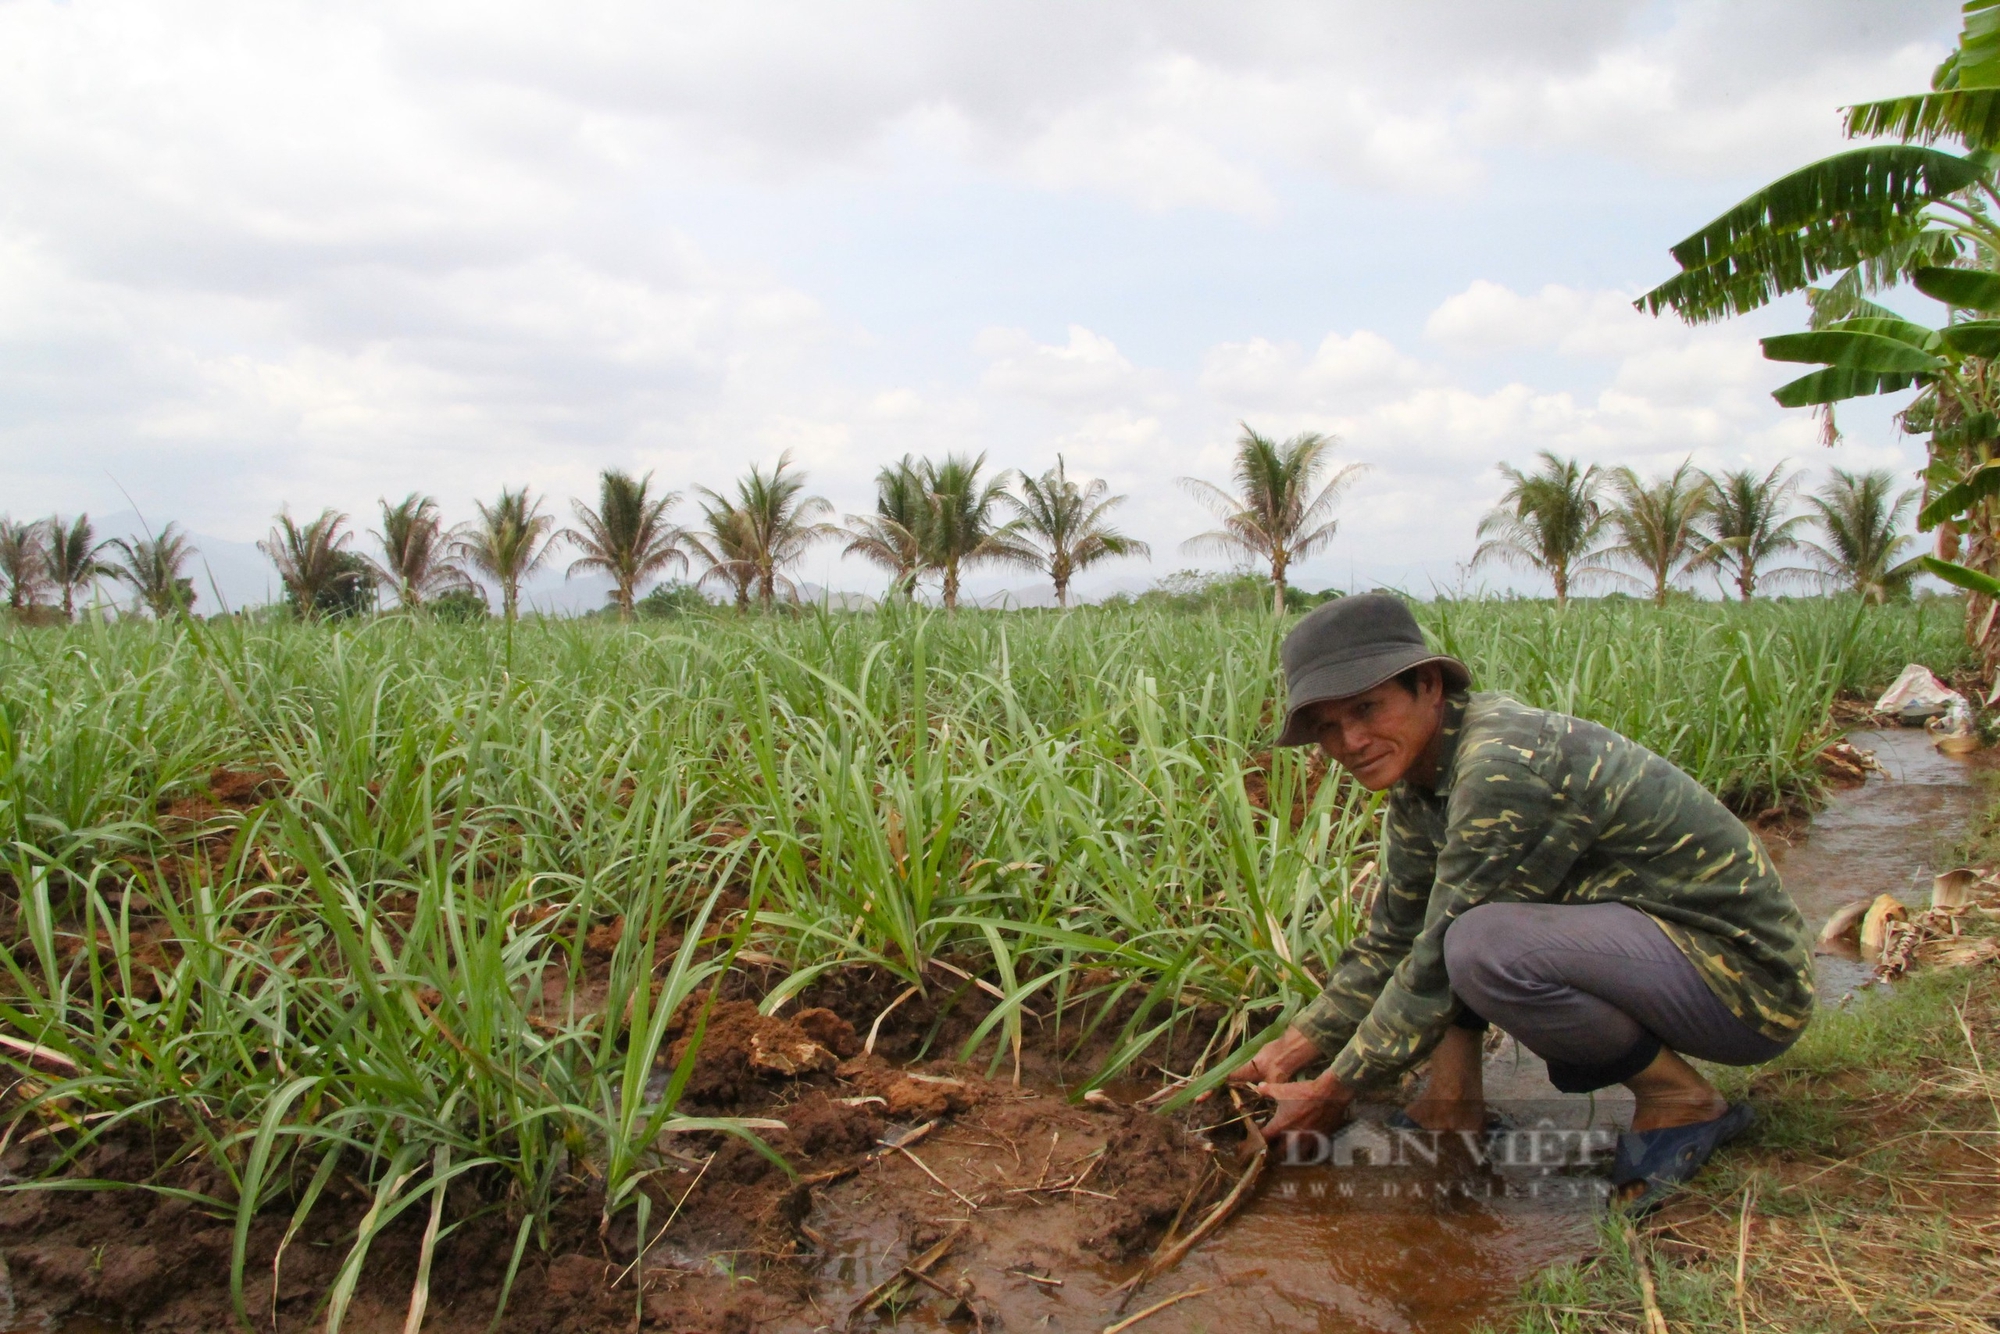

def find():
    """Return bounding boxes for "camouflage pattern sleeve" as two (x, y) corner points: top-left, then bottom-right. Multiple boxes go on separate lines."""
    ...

(1327, 756), (1590, 1090)
(1292, 790), (1437, 1059)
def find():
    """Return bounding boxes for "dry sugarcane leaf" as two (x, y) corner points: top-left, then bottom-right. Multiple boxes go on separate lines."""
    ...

(1915, 935), (2000, 969)
(1877, 918), (1920, 979)
(1932, 866), (2000, 910)
(846, 1221), (967, 1327)
(1110, 1121), (1267, 1314)
(1934, 868), (1982, 911)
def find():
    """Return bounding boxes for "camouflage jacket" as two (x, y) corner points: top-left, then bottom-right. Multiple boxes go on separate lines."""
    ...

(1295, 691), (1815, 1090)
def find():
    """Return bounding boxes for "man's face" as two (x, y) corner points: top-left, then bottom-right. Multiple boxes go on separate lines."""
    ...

(1303, 668), (1445, 791)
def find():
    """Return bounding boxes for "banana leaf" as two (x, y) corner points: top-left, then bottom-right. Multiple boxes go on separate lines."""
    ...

(1760, 330), (1943, 372)
(1770, 366), (1928, 408)
(1915, 265), (2000, 311)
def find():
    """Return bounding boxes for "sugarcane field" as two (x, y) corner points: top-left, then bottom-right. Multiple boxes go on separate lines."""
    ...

(4, 4), (2000, 1334)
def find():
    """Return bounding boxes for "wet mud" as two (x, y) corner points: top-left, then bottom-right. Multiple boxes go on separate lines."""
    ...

(1770, 726), (1999, 998)
(6, 727), (1991, 1333)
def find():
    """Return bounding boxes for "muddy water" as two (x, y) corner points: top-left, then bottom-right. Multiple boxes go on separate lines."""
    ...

(1772, 727), (1997, 1000)
(798, 726), (1994, 1334)
(797, 1095), (1611, 1334)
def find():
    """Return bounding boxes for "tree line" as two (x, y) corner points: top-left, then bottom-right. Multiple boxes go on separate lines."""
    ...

(1, 450), (1151, 622)
(1474, 455), (1922, 607)
(0, 429), (1921, 622)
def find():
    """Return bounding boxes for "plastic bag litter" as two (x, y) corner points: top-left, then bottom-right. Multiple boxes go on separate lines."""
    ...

(1935, 694), (1979, 753)
(1874, 663), (1965, 725)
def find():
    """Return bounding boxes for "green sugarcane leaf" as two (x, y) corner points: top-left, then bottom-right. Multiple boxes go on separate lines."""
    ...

(1770, 366), (1928, 407)
(1922, 555), (2000, 596)
(1916, 265), (2000, 311)
(1760, 330), (1944, 371)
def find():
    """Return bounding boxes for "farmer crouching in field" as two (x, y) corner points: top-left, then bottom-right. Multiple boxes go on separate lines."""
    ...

(1228, 593), (1814, 1211)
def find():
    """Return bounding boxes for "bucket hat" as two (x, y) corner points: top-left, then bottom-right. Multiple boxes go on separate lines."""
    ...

(1274, 593), (1471, 747)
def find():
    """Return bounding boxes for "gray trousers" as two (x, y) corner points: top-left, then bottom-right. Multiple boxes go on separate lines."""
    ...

(1442, 902), (1796, 1093)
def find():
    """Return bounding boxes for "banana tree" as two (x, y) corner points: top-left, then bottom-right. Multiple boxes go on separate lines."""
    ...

(1911, 261), (2000, 651)
(1639, 2), (2000, 328)
(1756, 264), (2000, 662)
(1643, 1), (2000, 666)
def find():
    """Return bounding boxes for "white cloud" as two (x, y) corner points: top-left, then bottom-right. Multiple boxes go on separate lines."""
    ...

(977, 325), (1169, 409)
(0, 0), (1953, 597)
(1175, 275), (1921, 589)
(1203, 331), (1435, 411)
(1425, 281), (1660, 357)
(1464, 6), (1950, 176)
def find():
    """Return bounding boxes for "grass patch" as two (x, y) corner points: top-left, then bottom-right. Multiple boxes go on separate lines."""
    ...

(1489, 963), (2000, 1333)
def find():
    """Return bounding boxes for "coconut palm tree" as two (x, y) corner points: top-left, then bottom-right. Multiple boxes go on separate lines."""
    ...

(689, 453), (835, 609)
(369, 494), (469, 611)
(454, 488), (556, 624)
(562, 470), (687, 620)
(692, 499), (757, 609)
(1601, 462), (1715, 608)
(1179, 426), (1367, 614)
(107, 524), (199, 618)
(0, 518), (51, 614)
(260, 509), (366, 621)
(1472, 453), (1609, 607)
(844, 457), (931, 600)
(918, 453), (1017, 611)
(1690, 465), (1814, 601)
(1803, 468), (1923, 603)
(1001, 457), (1149, 608)
(44, 515), (113, 620)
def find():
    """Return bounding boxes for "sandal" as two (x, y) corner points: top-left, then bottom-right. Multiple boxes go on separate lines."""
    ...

(1611, 1102), (1755, 1215)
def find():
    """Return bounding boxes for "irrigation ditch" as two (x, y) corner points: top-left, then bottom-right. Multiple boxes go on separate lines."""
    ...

(0, 604), (1990, 1332)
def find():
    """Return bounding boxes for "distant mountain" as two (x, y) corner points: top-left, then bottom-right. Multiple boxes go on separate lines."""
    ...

(795, 584), (879, 611)
(91, 512), (279, 615)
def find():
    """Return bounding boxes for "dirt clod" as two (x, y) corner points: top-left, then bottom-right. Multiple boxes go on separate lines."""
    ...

(670, 999), (848, 1107)
(749, 1029), (836, 1075)
(1084, 1111), (1218, 1261)
(792, 1006), (861, 1057)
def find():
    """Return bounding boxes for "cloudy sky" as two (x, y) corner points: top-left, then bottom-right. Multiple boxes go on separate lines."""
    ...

(0, 0), (1964, 603)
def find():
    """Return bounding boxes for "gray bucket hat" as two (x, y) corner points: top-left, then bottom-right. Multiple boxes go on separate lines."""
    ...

(1274, 593), (1471, 747)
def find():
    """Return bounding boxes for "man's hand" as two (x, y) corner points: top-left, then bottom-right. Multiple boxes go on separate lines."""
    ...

(1258, 1069), (1353, 1140)
(1226, 1026), (1323, 1089)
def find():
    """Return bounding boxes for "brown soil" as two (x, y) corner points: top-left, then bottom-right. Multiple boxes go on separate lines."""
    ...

(1242, 749), (1335, 829)
(0, 964), (1240, 1334)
